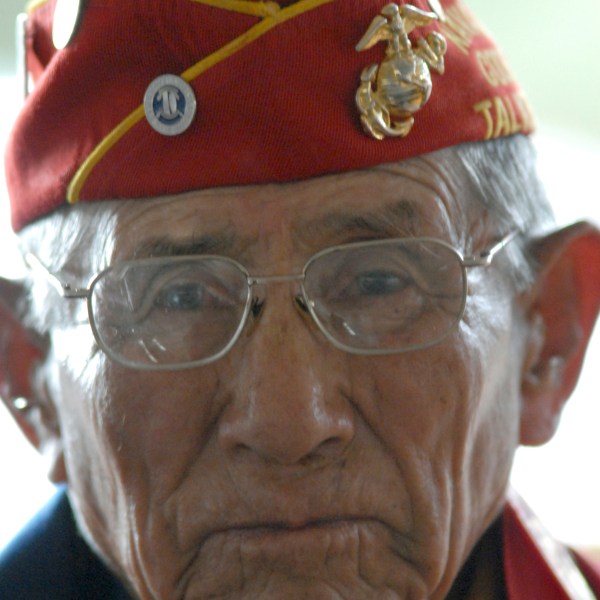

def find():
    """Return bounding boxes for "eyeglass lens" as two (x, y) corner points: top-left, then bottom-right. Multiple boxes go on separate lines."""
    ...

(90, 257), (251, 367)
(304, 239), (465, 352)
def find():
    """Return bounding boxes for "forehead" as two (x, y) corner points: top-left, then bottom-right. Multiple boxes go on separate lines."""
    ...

(106, 155), (476, 261)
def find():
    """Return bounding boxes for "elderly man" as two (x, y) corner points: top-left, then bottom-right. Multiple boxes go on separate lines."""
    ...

(1, 0), (599, 598)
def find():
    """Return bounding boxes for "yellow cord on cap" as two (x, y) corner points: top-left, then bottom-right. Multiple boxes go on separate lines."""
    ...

(190, 0), (282, 17)
(26, 0), (51, 13)
(67, 0), (333, 204)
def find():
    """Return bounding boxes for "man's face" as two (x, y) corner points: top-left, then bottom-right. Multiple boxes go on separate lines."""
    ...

(47, 155), (525, 599)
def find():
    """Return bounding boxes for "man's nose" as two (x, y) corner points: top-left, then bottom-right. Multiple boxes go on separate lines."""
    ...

(217, 294), (356, 467)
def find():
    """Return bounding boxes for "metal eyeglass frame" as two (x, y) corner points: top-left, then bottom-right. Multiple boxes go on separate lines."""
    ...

(23, 231), (518, 371)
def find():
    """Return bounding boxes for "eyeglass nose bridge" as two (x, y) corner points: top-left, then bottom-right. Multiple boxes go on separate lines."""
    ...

(246, 272), (311, 319)
(248, 273), (305, 286)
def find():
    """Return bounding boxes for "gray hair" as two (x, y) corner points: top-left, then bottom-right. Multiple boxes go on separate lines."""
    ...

(18, 201), (118, 333)
(456, 136), (554, 233)
(18, 134), (554, 333)
(452, 134), (555, 289)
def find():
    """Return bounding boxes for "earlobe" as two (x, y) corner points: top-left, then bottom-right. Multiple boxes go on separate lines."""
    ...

(519, 221), (600, 447)
(0, 276), (67, 483)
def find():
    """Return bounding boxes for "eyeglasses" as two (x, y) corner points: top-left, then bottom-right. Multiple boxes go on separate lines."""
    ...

(24, 233), (516, 371)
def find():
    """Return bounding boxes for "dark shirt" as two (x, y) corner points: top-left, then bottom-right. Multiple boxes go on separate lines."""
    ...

(0, 488), (131, 600)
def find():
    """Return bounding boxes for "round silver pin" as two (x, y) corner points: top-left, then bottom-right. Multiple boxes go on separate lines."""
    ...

(52, 0), (85, 50)
(144, 75), (198, 137)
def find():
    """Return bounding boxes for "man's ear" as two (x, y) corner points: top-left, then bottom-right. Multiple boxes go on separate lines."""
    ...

(519, 221), (600, 446)
(0, 276), (66, 483)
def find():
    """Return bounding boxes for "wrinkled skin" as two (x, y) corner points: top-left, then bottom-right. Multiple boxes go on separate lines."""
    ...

(43, 157), (526, 599)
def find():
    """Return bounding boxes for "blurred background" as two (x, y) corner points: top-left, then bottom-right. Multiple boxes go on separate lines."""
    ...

(0, 0), (599, 551)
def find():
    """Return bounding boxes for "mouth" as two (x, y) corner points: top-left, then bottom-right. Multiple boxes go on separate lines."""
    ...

(200, 517), (392, 556)
(227, 516), (371, 534)
(178, 518), (416, 598)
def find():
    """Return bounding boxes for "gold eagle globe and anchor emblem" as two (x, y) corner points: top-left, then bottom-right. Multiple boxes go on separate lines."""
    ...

(356, 2), (448, 140)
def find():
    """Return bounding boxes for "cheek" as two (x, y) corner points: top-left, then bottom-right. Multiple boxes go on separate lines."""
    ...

(53, 343), (224, 576)
(351, 318), (520, 566)
(357, 345), (477, 502)
(463, 324), (522, 514)
(360, 342), (479, 465)
(460, 283), (523, 477)
(338, 343), (482, 590)
(94, 364), (224, 501)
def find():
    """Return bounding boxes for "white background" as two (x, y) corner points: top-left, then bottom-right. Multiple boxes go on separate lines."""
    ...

(1, 0), (599, 552)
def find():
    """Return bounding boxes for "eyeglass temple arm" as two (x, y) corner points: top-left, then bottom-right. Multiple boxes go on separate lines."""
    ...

(463, 230), (519, 268)
(23, 252), (89, 299)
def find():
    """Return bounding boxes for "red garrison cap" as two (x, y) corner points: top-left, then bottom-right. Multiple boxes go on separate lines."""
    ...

(5, 0), (534, 231)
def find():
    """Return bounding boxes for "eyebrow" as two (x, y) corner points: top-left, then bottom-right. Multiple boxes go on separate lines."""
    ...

(132, 232), (234, 259)
(130, 199), (424, 260)
(294, 199), (421, 241)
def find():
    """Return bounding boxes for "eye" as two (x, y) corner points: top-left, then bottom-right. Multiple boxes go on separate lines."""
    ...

(356, 270), (412, 296)
(154, 282), (206, 311)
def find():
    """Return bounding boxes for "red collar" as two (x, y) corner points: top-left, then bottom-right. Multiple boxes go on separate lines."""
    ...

(503, 490), (598, 599)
